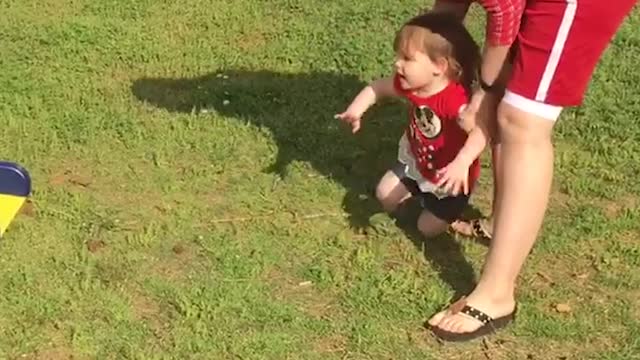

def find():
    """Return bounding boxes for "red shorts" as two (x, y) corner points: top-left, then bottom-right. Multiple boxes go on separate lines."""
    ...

(506, 0), (637, 118)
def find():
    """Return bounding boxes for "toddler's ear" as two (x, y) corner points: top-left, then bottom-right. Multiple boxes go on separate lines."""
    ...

(434, 57), (449, 76)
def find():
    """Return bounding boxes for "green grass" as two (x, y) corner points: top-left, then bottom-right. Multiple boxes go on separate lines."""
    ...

(1, 0), (639, 358)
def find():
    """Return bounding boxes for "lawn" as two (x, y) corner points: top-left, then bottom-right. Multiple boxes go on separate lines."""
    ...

(1, 0), (639, 359)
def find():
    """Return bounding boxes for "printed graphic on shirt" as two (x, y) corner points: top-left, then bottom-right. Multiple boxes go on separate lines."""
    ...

(413, 105), (442, 139)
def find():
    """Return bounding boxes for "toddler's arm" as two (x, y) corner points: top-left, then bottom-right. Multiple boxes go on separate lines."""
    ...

(453, 105), (488, 167)
(335, 77), (397, 133)
(436, 105), (488, 195)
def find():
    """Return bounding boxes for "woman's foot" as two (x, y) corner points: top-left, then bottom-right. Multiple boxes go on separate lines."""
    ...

(427, 289), (516, 341)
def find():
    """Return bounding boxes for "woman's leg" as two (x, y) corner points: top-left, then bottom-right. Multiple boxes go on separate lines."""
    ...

(429, 100), (554, 334)
(429, 0), (637, 338)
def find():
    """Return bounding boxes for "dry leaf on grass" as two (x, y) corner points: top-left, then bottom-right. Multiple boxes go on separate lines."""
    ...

(554, 303), (572, 313)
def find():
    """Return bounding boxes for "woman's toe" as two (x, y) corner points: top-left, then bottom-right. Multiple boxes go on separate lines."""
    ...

(428, 310), (447, 327)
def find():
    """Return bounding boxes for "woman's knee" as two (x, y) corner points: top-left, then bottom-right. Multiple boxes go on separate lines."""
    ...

(496, 101), (555, 144)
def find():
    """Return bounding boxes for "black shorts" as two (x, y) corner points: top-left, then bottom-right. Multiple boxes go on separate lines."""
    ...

(391, 162), (469, 224)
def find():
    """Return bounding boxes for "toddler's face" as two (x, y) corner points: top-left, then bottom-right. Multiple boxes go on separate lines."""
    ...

(394, 48), (441, 91)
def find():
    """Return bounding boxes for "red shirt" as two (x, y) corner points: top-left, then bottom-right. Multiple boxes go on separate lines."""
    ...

(393, 75), (481, 193)
(445, 0), (525, 46)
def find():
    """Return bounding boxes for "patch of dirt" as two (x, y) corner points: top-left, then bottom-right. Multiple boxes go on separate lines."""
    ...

(432, 336), (617, 360)
(20, 199), (36, 217)
(602, 195), (638, 219)
(47, 173), (67, 187)
(264, 267), (339, 320)
(20, 347), (76, 360)
(624, 289), (640, 322)
(48, 169), (92, 189)
(131, 292), (161, 321)
(172, 243), (185, 255)
(406, 325), (437, 352)
(150, 243), (196, 282)
(86, 239), (106, 253)
(527, 254), (594, 291)
(311, 334), (348, 355)
(130, 291), (170, 343)
(235, 30), (268, 52)
(20, 323), (80, 360)
(549, 186), (573, 211)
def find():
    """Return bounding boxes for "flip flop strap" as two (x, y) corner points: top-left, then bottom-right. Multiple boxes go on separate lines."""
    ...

(460, 305), (493, 325)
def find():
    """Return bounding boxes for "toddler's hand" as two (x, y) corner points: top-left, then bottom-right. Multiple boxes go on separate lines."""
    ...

(335, 110), (362, 133)
(436, 158), (470, 196)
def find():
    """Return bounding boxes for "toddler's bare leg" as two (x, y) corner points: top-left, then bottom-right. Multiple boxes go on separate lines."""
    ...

(417, 210), (450, 238)
(375, 170), (411, 213)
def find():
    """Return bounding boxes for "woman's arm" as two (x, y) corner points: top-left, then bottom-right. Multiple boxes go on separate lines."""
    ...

(477, 0), (525, 90)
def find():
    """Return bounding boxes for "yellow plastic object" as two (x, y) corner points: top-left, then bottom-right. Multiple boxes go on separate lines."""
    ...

(0, 161), (31, 237)
(0, 194), (27, 236)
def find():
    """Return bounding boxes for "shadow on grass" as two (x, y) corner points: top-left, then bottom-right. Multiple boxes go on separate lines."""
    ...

(131, 69), (480, 298)
(391, 200), (478, 299)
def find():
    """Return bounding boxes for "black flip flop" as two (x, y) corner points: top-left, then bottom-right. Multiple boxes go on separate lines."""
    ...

(428, 298), (517, 342)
